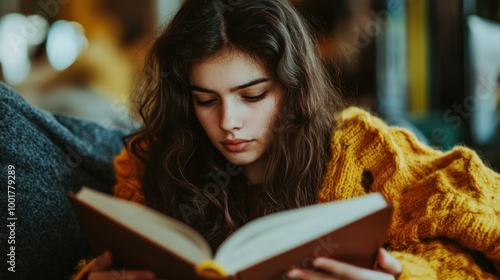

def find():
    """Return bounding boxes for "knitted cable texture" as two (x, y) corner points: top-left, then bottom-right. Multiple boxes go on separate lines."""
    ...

(318, 107), (500, 279)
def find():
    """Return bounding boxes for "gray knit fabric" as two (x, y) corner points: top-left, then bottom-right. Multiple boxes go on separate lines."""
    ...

(0, 82), (130, 279)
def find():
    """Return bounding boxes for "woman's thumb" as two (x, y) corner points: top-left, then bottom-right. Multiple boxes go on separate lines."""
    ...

(91, 251), (114, 272)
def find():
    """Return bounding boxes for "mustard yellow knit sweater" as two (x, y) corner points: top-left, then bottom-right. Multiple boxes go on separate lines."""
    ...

(74, 107), (500, 279)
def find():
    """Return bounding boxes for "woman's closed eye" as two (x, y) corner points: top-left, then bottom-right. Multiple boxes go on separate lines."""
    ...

(244, 92), (267, 102)
(195, 92), (268, 107)
(196, 99), (217, 107)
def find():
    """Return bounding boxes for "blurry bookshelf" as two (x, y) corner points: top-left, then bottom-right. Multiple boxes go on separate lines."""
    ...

(2, 0), (499, 169)
(375, 0), (500, 169)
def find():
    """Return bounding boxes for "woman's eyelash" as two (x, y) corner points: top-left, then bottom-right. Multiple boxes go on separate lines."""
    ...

(195, 92), (267, 107)
(196, 99), (216, 107)
(245, 92), (267, 102)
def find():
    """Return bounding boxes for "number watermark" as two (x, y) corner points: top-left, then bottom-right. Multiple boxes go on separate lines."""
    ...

(6, 165), (17, 273)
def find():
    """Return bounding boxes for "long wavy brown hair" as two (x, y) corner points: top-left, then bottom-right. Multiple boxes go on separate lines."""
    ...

(128, 0), (344, 250)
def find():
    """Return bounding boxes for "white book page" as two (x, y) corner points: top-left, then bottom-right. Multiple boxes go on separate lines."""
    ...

(77, 187), (212, 264)
(215, 193), (387, 273)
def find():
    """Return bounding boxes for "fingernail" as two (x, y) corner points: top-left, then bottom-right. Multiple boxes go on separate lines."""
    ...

(287, 269), (301, 278)
(381, 248), (391, 259)
(313, 257), (327, 266)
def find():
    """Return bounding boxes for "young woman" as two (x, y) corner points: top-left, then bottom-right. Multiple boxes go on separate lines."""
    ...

(74, 0), (500, 279)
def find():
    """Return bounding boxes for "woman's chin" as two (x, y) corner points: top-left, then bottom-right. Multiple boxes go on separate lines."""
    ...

(225, 156), (255, 166)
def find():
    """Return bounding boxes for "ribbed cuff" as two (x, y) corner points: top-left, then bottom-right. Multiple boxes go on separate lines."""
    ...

(72, 258), (96, 280)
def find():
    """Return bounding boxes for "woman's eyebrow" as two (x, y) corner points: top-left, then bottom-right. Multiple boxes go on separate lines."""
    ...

(190, 78), (270, 93)
(229, 78), (270, 92)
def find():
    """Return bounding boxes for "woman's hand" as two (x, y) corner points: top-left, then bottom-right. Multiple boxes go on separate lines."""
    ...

(88, 251), (157, 280)
(287, 248), (402, 280)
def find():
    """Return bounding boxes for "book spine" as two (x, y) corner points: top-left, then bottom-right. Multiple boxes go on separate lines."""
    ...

(407, 0), (430, 114)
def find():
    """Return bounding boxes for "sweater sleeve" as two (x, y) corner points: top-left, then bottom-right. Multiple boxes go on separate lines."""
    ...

(112, 147), (145, 203)
(71, 259), (95, 280)
(319, 107), (500, 279)
(388, 250), (437, 279)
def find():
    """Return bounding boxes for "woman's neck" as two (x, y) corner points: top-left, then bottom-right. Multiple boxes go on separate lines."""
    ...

(242, 154), (269, 185)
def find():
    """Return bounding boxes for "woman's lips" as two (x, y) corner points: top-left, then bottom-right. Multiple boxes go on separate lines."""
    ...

(222, 140), (252, 152)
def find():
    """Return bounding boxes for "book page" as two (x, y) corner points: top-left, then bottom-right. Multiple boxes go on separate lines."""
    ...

(76, 187), (213, 264)
(214, 193), (388, 273)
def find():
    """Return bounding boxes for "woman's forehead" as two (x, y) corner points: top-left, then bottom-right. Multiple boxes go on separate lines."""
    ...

(190, 50), (269, 86)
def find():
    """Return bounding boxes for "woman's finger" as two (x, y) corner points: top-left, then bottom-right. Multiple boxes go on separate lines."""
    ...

(89, 270), (156, 280)
(376, 249), (402, 276)
(310, 257), (396, 280)
(287, 268), (341, 280)
(88, 251), (156, 280)
(91, 251), (113, 272)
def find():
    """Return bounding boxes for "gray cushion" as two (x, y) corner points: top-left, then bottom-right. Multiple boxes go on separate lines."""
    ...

(0, 82), (130, 279)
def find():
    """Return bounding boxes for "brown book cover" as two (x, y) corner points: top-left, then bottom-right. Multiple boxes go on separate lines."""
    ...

(232, 208), (393, 280)
(69, 192), (201, 279)
(69, 188), (393, 280)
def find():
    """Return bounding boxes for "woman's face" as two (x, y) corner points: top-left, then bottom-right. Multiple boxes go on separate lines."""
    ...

(190, 51), (282, 168)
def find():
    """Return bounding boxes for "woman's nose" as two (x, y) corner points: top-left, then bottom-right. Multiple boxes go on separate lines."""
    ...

(220, 100), (243, 131)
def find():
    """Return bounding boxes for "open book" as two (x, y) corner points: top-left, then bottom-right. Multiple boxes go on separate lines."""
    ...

(69, 187), (393, 280)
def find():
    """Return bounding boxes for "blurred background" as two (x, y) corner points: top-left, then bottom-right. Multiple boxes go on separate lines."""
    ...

(0, 0), (499, 170)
